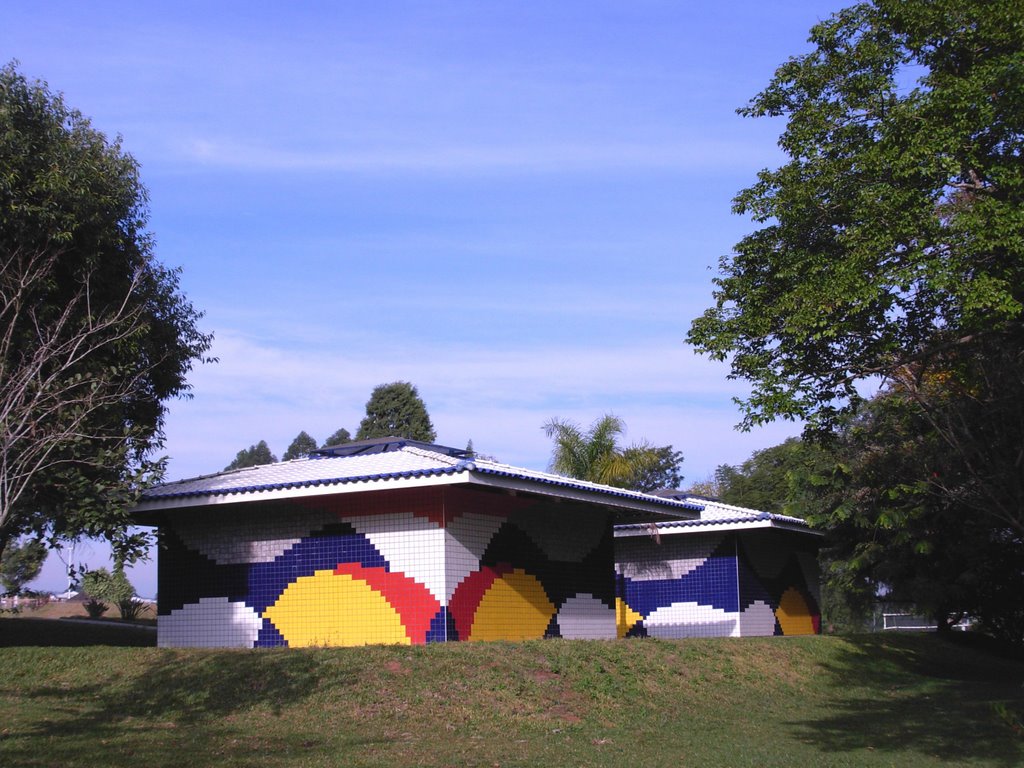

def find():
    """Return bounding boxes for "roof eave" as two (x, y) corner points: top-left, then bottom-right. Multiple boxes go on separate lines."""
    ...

(462, 469), (699, 520)
(132, 466), (698, 523)
(132, 469), (471, 518)
(614, 519), (822, 537)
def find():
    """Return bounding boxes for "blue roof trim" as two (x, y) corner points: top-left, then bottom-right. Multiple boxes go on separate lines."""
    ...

(143, 464), (468, 500)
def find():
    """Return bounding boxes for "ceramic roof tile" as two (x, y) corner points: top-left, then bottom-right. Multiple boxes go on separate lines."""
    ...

(614, 495), (817, 534)
(143, 445), (464, 499)
(139, 443), (702, 514)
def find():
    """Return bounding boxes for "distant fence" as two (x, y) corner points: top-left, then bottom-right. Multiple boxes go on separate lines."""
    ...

(882, 613), (975, 632)
(0, 594), (51, 611)
(883, 613), (935, 631)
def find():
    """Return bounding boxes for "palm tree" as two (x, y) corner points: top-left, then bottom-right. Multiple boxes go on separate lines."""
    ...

(542, 415), (661, 489)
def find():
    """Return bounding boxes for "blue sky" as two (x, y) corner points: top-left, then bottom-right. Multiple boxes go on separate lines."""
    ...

(6, 1), (846, 595)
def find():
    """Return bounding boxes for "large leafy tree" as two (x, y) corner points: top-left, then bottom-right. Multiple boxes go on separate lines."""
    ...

(807, 382), (1024, 644)
(625, 445), (685, 494)
(356, 382), (436, 442)
(713, 438), (829, 516)
(542, 415), (681, 491)
(686, 1), (1024, 639)
(689, 0), (1024, 439)
(0, 537), (47, 595)
(0, 64), (212, 565)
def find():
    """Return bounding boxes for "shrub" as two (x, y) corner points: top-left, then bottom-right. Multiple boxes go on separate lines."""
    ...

(82, 567), (137, 619)
(84, 598), (109, 618)
(117, 597), (148, 621)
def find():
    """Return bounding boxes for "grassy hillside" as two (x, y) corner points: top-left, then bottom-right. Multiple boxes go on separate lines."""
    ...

(0, 619), (1020, 767)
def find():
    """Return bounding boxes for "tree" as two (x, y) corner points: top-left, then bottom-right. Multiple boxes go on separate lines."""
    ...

(688, 0), (1024, 437)
(321, 428), (351, 448)
(0, 64), (213, 566)
(81, 566), (134, 604)
(80, 565), (144, 618)
(282, 431), (317, 461)
(684, 474), (724, 499)
(356, 382), (436, 442)
(625, 445), (685, 493)
(808, 381), (1024, 643)
(713, 438), (829, 516)
(0, 536), (47, 595)
(224, 441), (277, 471)
(542, 415), (678, 491)
(685, 1), (1024, 642)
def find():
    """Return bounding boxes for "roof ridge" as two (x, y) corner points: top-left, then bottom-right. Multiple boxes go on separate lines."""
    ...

(401, 444), (465, 467)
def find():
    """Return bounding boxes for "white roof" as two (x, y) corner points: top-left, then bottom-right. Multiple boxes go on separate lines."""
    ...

(614, 494), (820, 536)
(134, 441), (702, 522)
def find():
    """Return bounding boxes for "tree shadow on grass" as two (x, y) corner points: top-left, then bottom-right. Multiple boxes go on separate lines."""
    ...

(2, 648), (393, 768)
(789, 634), (1024, 766)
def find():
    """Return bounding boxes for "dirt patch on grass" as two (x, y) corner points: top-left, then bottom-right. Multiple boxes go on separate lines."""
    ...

(9, 600), (156, 623)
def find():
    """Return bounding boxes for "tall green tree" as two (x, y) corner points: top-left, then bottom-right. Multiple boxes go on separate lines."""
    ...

(321, 428), (351, 448)
(542, 415), (679, 491)
(282, 431), (317, 461)
(224, 441), (277, 471)
(356, 382), (436, 442)
(684, 474), (724, 499)
(686, 1), (1024, 640)
(807, 383), (1024, 643)
(713, 438), (829, 516)
(0, 64), (213, 566)
(689, 0), (1024, 439)
(625, 445), (685, 493)
(0, 537), (47, 595)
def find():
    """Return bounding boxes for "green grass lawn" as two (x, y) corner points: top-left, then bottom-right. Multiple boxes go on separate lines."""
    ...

(0, 618), (1021, 767)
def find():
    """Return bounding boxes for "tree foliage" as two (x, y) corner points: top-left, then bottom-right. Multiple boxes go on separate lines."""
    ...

(689, 0), (1024, 431)
(0, 536), (47, 595)
(808, 379), (1024, 644)
(686, 0), (1024, 643)
(356, 382), (436, 442)
(0, 63), (213, 565)
(282, 431), (317, 461)
(81, 566), (135, 604)
(321, 428), (351, 448)
(543, 415), (682, 491)
(684, 474), (724, 499)
(713, 438), (829, 516)
(625, 445), (685, 493)
(80, 565), (144, 618)
(224, 440), (277, 471)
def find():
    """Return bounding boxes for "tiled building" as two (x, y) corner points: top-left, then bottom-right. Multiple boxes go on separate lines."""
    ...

(133, 438), (701, 648)
(614, 495), (823, 638)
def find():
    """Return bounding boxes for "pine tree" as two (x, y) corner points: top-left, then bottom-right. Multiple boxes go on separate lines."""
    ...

(224, 440), (277, 470)
(356, 382), (436, 442)
(282, 431), (317, 461)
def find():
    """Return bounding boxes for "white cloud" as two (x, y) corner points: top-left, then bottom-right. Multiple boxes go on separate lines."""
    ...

(176, 136), (783, 176)
(161, 328), (799, 482)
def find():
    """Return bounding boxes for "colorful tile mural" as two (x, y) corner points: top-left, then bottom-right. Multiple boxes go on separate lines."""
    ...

(147, 442), (820, 646)
(614, 529), (821, 637)
(157, 486), (618, 647)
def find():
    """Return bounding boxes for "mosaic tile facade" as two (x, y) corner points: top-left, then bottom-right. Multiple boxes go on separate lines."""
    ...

(157, 486), (617, 647)
(614, 529), (820, 637)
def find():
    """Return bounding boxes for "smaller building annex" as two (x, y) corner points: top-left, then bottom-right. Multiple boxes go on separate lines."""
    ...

(132, 438), (700, 648)
(614, 495), (822, 638)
